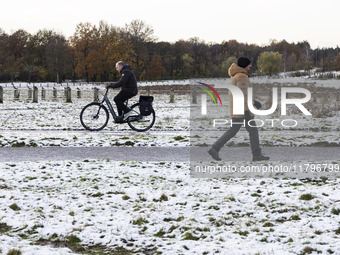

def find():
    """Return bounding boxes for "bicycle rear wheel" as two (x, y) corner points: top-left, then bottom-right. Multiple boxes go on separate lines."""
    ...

(127, 103), (155, 132)
(80, 103), (109, 131)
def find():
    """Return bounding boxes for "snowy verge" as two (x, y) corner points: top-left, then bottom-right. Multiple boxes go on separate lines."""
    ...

(0, 160), (339, 254)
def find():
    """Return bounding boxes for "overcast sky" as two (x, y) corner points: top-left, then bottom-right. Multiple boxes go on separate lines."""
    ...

(1, 0), (339, 49)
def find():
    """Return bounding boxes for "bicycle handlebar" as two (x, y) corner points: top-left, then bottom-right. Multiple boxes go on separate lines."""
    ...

(104, 84), (119, 95)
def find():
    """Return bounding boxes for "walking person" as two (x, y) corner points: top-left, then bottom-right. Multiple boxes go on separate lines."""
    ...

(208, 57), (270, 161)
(106, 61), (138, 121)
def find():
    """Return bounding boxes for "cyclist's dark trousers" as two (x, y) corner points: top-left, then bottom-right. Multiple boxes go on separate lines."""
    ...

(114, 90), (135, 116)
(212, 116), (262, 156)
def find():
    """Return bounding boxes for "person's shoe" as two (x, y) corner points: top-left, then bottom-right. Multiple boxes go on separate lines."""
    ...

(208, 147), (221, 161)
(115, 116), (124, 123)
(252, 154), (270, 161)
(123, 110), (132, 120)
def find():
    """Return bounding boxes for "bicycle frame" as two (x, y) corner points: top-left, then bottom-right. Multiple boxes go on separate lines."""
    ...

(100, 89), (134, 122)
(102, 91), (119, 121)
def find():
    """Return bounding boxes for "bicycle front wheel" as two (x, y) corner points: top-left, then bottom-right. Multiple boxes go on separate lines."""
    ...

(127, 103), (156, 132)
(80, 103), (109, 131)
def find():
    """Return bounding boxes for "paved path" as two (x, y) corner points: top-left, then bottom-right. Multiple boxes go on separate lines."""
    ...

(191, 146), (340, 162)
(0, 147), (189, 162)
(0, 146), (339, 162)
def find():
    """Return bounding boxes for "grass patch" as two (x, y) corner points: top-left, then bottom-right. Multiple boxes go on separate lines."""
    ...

(9, 203), (21, 211)
(236, 230), (249, 236)
(153, 193), (168, 202)
(91, 192), (104, 197)
(173, 136), (186, 141)
(132, 217), (149, 226)
(154, 228), (166, 238)
(163, 216), (184, 222)
(11, 141), (26, 147)
(289, 215), (301, 221)
(6, 249), (22, 255)
(263, 222), (275, 227)
(251, 193), (261, 197)
(331, 208), (340, 215)
(336, 227), (340, 235)
(36, 236), (135, 254)
(208, 205), (220, 210)
(299, 246), (322, 254)
(124, 141), (135, 146)
(122, 195), (131, 200)
(67, 235), (81, 244)
(257, 202), (266, 207)
(0, 222), (12, 233)
(182, 232), (200, 240)
(314, 230), (323, 235)
(299, 194), (315, 201)
(308, 142), (339, 147)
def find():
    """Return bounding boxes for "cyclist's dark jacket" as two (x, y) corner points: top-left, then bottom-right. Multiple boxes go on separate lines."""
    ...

(108, 64), (138, 95)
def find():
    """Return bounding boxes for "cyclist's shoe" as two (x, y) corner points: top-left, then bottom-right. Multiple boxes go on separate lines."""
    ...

(115, 116), (124, 123)
(208, 147), (221, 161)
(123, 110), (132, 120)
(252, 154), (270, 161)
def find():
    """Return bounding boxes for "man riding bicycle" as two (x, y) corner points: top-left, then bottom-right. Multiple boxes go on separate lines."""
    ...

(106, 61), (138, 121)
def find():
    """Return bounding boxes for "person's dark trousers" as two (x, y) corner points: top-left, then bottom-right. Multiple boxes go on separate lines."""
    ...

(212, 116), (262, 157)
(114, 90), (135, 116)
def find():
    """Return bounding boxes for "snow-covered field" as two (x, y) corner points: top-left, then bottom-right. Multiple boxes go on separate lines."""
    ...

(0, 93), (190, 148)
(0, 83), (339, 147)
(0, 79), (339, 254)
(1, 160), (340, 254)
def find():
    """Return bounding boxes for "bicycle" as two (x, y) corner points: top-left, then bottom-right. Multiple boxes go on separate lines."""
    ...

(80, 89), (156, 132)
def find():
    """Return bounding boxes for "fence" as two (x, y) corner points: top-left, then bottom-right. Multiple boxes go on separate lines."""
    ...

(0, 80), (192, 89)
(0, 82), (339, 114)
(0, 85), (186, 104)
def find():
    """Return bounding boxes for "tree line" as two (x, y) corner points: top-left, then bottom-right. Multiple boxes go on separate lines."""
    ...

(1, 20), (339, 83)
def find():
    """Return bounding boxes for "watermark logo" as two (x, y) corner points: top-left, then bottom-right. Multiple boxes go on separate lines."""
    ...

(199, 83), (312, 116)
(197, 82), (223, 115)
(197, 82), (223, 106)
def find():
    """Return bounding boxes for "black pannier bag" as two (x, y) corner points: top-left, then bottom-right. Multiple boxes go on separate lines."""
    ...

(139, 95), (154, 116)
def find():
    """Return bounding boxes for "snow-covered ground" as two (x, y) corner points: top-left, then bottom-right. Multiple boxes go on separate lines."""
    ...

(0, 79), (339, 254)
(0, 89), (338, 147)
(1, 160), (340, 254)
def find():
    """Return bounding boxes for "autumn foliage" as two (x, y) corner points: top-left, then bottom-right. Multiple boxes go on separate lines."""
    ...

(0, 20), (339, 83)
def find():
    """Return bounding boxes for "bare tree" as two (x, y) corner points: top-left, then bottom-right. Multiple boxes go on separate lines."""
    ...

(124, 20), (156, 79)
(124, 19), (156, 43)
